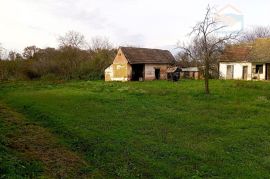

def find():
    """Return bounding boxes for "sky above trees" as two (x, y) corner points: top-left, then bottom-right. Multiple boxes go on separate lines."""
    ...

(0, 0), (269, 52)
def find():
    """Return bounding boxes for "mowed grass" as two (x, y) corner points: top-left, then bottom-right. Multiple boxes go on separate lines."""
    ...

(1, 80), (270, 178)
(0, 107), (44, 178)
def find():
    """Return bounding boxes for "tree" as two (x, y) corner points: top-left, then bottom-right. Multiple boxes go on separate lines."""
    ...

(174, 51), (198, 68)
(15, 53), (23, 60)
(0, 43), (3, 60)
(58, 31), (86, 49)
(0, 43), (7, 60)
(8, 51), (16, 61)
(23, 45), (39, 59)
(241, 26), (270, 42)
(89, 37), (113, 52)
(9, 51), (23, 61)
(180, 5), (237, 94)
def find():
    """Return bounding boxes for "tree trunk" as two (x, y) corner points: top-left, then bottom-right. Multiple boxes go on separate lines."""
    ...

(204, 60), (210, 94)
(205, 75), (209, 94)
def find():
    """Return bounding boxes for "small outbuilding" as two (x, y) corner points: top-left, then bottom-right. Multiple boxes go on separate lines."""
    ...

(180, 67), (201, 79)
(105, 47), (176, 81)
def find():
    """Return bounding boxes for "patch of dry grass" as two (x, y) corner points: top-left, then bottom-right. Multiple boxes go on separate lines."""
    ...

(0, 103), (98, 178)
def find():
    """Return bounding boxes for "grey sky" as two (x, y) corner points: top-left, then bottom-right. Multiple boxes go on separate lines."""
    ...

(0, 0), (269, 52)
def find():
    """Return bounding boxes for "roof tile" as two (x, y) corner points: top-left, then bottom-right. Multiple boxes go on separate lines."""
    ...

(120, 47), (175, 64)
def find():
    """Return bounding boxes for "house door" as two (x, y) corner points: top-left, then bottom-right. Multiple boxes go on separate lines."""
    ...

(226, 65), (234, 79)
(242, 66), (248, 80)
(132, 64), (144, 81)
(266, 64), (270, 80)
(155, 68), (160, 80)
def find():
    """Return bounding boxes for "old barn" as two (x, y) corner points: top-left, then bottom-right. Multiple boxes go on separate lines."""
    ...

(105, 47), (175, 81)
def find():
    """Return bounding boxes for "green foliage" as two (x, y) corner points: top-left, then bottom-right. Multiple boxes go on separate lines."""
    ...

(0, 80), (270, 178)
(0, 59), (31, 81)
(0, 47), (116, 81)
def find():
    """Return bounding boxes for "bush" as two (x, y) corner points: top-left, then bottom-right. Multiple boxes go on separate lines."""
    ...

(0, 47), (116, 81)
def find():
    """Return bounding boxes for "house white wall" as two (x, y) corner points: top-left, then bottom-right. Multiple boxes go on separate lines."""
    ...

(219, 62), (252, 80)
(219, 62), (267, 80)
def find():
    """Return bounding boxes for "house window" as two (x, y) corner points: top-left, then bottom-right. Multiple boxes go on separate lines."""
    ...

(256, 65), (263, 74)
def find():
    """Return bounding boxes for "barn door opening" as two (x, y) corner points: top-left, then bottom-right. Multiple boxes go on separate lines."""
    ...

(242, 66), (248, 80)
(132, 64), (144, 81)
(155, 68), (160, 80)
(226, 65), (234, 79)
(266, 64), (270, 80)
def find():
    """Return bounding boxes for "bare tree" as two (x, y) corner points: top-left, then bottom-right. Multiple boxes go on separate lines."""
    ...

(89, 37), (113, 52)
(241, 26), (270, 42)
(15, 53), (23, 60)
(0, 43), (3, 60)
(9, 51), (23, 61)
(180, 5), (238, 94)
(0, 43), (8, 60)
(8, 51), (16, 61)
(23, 45), (39, 59)
(174, 51), (198, 68)
(58, 31), (86, 49)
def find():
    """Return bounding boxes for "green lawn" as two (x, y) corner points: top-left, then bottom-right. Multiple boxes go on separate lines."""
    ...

(1, 80), (270, 178)
(0, 109), (43, 178)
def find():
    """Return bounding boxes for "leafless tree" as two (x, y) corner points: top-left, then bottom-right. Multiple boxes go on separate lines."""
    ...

(23, 45), (39, 59)
(0, 44), (3, 60)
(89, 36), (113, 52)
(8, 51), (16, 61)
(180, 5), (238, 94)
(9, 51), (23, 61)
(241, 26), (270, 42)
(58, 31), (86, 49)
(174, 51), (198, 68)
(0, 43), (6, 60)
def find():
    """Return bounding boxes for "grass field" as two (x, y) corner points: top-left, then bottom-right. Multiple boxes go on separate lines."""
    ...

(1, 80), (270, 178)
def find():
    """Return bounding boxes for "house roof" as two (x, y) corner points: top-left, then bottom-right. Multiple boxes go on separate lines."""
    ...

(220, 38), (270, 63)
(120, 47), (175, 64)
(220, 44), (252, 62)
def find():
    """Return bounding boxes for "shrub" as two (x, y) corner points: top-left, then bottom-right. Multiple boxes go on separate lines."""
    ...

(0, 47), (116, 81)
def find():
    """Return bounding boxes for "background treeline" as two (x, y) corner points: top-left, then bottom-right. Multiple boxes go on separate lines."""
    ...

(0, 31), (116, 81)
(1, 26), (270, 81)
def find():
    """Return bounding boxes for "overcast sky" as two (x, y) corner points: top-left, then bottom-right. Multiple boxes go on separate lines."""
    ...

(0, 0), (269, 52)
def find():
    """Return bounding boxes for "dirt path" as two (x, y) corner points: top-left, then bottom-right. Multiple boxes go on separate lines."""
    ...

(0, 103), (97, 178)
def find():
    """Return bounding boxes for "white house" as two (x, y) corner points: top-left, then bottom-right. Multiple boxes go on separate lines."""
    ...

(219, 38), (270, 80)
